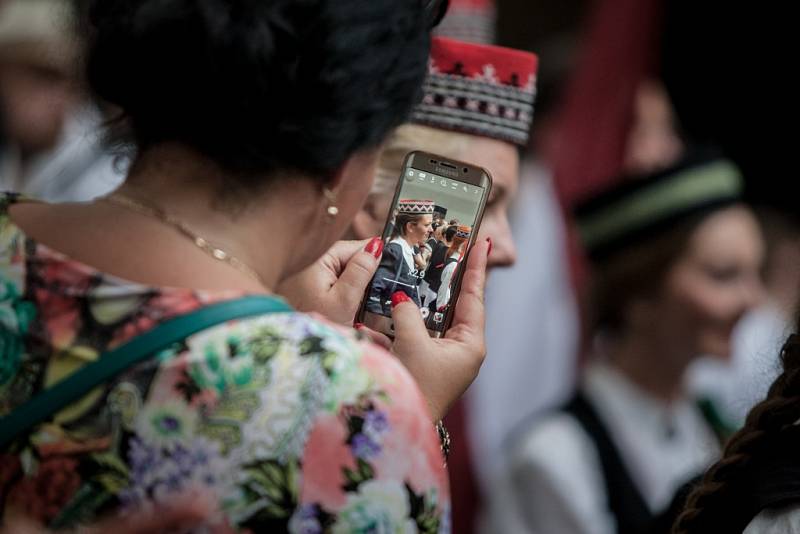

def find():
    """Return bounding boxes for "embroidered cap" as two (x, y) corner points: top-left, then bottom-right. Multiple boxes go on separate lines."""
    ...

(433, 205), (448, 218)
(455, 225), (473, 240)
(411, 36), (538, 146)
(397, 199), (436, 215)
(574, 152), (744, 261)
(434, 0), (497, 45)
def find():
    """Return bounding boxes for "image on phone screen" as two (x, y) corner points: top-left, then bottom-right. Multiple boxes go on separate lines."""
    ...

(361, 155), (490, 337)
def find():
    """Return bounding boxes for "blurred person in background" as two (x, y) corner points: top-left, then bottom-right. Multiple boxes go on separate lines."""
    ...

(346, 34), (538, 534)
(477, 28), (583, 533)
(658, 0), (797, 435)
(0, 0), (123, 201)
(686, 207), (799, 428)
(484, 1), (689, 528)
(504, 154), (764, 534)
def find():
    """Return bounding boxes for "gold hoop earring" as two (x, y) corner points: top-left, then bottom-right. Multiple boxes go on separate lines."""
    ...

(323, 187), (339, 218)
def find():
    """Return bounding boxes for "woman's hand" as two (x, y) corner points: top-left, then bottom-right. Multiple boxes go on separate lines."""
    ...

(277, 238), (383, 325)
(390, 238), (490, 421)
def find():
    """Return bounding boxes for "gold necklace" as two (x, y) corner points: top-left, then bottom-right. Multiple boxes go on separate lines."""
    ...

(104, 193), (267, 288)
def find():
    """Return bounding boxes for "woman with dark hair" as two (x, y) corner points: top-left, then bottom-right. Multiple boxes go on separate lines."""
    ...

(367, 199), (434, 315)
(0, 1), (490, 531)
(503, 154), (764, 534)
(673, 325), (800, 533)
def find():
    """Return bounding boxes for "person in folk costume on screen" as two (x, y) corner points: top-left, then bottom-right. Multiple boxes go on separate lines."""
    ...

(366, 199), (434, 315)
(424, 219), (443, 261)
(418, 219), (444, 307)
(504, 153), (765, 534)
(435, 225), (471, 313)
(347, 33), (537, 534)
(424, 224), (457, 303)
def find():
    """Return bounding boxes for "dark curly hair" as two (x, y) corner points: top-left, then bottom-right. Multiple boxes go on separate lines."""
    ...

(85, 0), (431, 188)
(673, 327), (800, 533)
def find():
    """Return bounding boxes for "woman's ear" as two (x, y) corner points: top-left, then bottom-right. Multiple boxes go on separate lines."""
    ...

(351, 196), (388, 240)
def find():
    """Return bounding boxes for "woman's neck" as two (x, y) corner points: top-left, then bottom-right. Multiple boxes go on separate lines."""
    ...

(604, 331), (693, 404)
(113, 145), (318, 291)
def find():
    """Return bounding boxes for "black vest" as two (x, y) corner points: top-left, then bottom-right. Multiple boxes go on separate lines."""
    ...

(562, 393), (703, 534)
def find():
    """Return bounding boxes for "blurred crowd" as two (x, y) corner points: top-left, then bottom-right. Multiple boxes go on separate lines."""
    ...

(0, 0), (795, 533)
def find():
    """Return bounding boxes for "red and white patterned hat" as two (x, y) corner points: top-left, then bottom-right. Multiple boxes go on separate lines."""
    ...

(411, 37), (539, 146)
(433, 0), (497, 45)
(397, 199), (436, 215)
(455, 225), (473, 240)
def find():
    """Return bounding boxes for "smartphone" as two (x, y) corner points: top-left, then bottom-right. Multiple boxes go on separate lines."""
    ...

(357, 151), (492, 338)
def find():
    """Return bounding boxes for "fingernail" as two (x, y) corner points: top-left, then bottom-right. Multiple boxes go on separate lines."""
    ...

(486, 237), (493, 257)
(365, 237), (384, 259)
(353, 322), (365, 329)
(391, 291), (412, 308)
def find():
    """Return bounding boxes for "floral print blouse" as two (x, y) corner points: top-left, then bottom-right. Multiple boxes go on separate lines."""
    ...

(0, 194), (450, 532)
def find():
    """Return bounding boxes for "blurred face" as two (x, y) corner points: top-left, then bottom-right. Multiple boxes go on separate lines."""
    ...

(404, 214), (433, 247)
(464, 136), (520, 269)
(650, 206), (764, 359)
(0, 58), (78, 154)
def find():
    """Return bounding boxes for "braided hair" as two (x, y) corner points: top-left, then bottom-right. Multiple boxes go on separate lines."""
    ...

(673, 329), (800, 533)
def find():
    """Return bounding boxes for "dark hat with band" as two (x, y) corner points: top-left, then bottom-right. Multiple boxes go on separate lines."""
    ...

(575, 153), (744, 261)
(411, 37), (538, 146)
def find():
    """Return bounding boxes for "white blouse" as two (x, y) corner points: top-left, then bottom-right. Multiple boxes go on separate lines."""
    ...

(503, 362), (720, 534)
(435, 252), (460, 310)
(389, 236), (416, 272)
(745, 506), (800, 533)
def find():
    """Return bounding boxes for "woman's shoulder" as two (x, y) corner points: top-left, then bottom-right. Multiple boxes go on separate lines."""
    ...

(180, 309), (433, 416)
(139, 310), (449, 529)
(384, 240), (403, 254)
(745, 505), (800, 534)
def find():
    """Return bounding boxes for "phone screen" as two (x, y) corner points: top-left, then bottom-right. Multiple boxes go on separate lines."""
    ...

(361, 157), (490, 337)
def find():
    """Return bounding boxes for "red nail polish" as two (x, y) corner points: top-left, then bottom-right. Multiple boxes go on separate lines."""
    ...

(486, 237), (493, 256)
(391, 291), (411, 308)
(365, 237), (384, 259)
(353, 322), (365, 330)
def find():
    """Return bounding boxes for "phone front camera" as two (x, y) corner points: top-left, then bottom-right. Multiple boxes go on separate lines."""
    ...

(463, 168), (469, 173)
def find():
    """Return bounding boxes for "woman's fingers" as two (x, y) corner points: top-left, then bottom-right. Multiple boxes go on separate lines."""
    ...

(332, 238), (382, 313)
(390, 291), (431, 352)
(276, 239), (381, 325)
(355, 323), (393, 350)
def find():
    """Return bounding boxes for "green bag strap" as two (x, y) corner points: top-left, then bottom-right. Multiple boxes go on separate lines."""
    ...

(0, 295), (292, 449)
